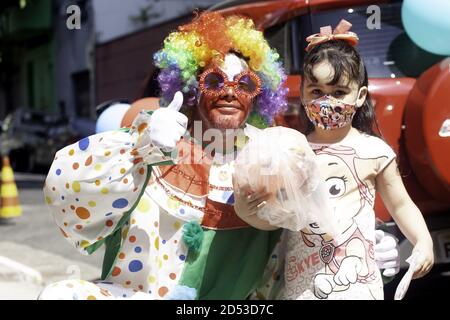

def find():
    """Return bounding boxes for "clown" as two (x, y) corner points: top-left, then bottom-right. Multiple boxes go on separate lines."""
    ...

(39, 12), (398, 300)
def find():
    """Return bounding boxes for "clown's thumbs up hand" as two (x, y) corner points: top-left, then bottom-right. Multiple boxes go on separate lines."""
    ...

(149, 91), (188, 152)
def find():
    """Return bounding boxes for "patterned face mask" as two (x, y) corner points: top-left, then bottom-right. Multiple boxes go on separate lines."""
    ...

(304, 95), (358, 130)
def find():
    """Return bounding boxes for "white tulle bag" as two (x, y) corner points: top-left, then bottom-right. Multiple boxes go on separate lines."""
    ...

(234, 126), (337, 235)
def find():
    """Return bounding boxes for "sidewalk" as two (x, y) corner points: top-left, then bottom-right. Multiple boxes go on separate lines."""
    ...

(0, 241), (101, 300)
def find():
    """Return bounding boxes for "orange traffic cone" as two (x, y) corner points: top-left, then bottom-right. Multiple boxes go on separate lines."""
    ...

(0, 155), (22, 218)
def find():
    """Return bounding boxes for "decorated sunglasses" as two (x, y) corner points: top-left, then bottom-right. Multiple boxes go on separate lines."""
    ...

(199, 68), (262, 99)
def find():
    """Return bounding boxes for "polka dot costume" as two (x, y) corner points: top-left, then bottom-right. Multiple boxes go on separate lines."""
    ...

(41, 111), (281, 300)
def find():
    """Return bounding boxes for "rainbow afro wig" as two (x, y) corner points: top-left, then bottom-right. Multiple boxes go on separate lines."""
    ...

(153, 12), (288, 127)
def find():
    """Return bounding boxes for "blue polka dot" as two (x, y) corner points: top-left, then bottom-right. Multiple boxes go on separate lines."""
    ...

(78, 138), (90, 151)
(134, 246), (142, 253)
(56, 169), (62, 176)
(75, 198), (79, 202)
(112, 198), (128, 209)
(226, 193), (235, 205)
(179, 208), (185, 214)
(162, 240), (166, 244)
(179, 255), (186, 261)
(61, 196), (65, 200)
(122, 294), (127, 298)
(271, 254), (277, 259)
(105, 212), (113, 216)
(128, 260), (143, 272)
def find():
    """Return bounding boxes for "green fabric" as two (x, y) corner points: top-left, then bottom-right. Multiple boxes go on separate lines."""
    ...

(179, 227), (282, 300)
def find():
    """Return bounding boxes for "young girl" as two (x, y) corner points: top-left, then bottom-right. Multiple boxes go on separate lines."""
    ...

(234, 20), (434, 300)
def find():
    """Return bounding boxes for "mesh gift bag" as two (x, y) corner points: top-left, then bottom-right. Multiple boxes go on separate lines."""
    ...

(234, 126), (337, 235)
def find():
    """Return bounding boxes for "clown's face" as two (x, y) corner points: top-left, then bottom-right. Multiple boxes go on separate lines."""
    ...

(197, 54), (259, 130)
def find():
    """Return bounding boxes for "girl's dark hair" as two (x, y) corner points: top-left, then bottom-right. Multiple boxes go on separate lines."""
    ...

(300, 40), (381, 137)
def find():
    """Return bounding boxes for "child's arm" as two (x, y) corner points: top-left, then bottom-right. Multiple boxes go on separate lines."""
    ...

(376, 161), (434, 279)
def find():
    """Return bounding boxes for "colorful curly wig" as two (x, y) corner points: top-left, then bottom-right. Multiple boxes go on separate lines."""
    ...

(153, 12), (288, 127)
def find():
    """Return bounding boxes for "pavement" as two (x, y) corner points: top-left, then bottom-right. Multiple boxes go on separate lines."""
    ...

(0, 172), (104, 300)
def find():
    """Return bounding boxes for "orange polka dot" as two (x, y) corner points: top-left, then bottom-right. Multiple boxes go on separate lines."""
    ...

(123, 178), (128, 184)
(169, 273), (177, 280)
(138, 123), (148, 133)
(62, 209), (66, 213)
(125, 281), (131, 286)
(129, 235), (136, 243)
(60, 228), (69, 238)
(72, 163), (79, 170)
(52, 187), (56, 191)
(85, 155), (93, 166)
(118, 252), (126, 259)
(70, 205), (75, 210)
(95, 180), (101, 186)
(138, 285), (144, 290)
(64, 222), (68, 227)
(139, 167), (145, 175)
(131, 219), (136, 225)
(111, 267), (121, 277)
(75, 225), (83, 230)
(76, 207), (91, 220)
(106, 220), (113, 227)
(133, 158), (143, 165)
(158, 286), (169, 297)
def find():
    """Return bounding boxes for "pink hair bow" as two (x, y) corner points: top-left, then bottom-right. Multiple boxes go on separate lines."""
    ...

(305, 19), (359, 52)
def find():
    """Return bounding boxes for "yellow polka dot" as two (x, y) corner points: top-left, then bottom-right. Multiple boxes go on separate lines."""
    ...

(163, 254), (168, 260)
(122, 227), (129, 240)
(148, 275), (156, 284)
(45, 197), (52, 205)
(158, 259), (163, 269)
(69, 149), (75, 156)
(72, 181), (81, 193)
(94, 164), (102, 171)
(101, 188), (109, 194)
(173, 222), (181, 230)
(137, 198), (151, 213)
(151, 231), (155, 237)
(120, 168), (126, 174)
(80, 240), (90, 248)
(104, 150), (111, 156)
(87, 295), (96, 300)
(88, 201), (96, 207)
(154, 237), (159, 250)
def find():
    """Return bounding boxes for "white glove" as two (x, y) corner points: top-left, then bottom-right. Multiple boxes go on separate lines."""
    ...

(149, 91), (188, 152)
(375, 229), (400, 277)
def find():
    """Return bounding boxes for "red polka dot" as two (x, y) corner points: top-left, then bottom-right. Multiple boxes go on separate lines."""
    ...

(70, 205), (75, 210)
(169, 273), (176, 280)
(105, 220), (113, 227)
(85, 155), (93, 166)
(125, 281), (131, 286)
(111, 267), (121, 277)
(75, 225), (83, 230)
(73, 163), (80, 170)
(120, 149), (126, 155)
(138, 285), (144, 290)
(129, 236), (136, 243)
